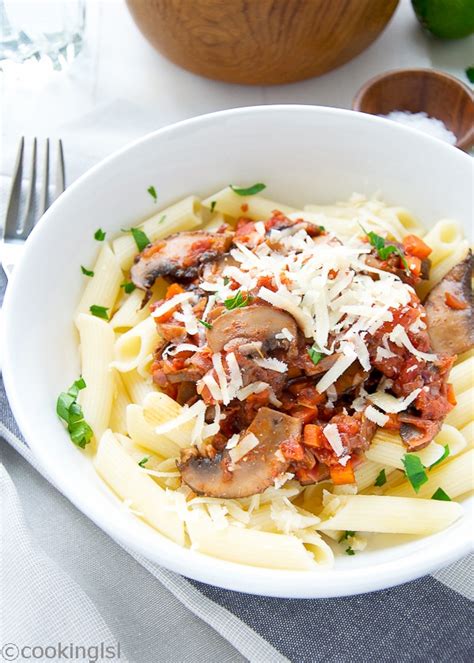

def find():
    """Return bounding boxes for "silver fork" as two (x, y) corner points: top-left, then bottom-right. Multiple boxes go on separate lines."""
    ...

(1, 136), (66, 278)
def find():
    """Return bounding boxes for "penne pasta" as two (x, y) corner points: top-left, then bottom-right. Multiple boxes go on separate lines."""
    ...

(109, 373), (131, 436)
(112, 317), (161, 374)
(143, 392), (194, 448)
(185, 508), (327, 570)
(95, 430), (185, 545)
(121, 369), (156, 406)
(445, 388), (473, 430)
(386, 449), (474, 500)
(113, 196), (202, 270)
(460, 422), (473, 450)
(75, 243), (123, 322)
(126, 404), (181, 458)
(449, 356), (473, 396)
(202, 186), (296, 220)
(365, 430), (445, 470)
(76, 313), (116, 444)
(318, 493), (463, 535)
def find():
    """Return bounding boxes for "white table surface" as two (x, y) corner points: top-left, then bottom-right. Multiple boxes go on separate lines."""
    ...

(0, 2), (473, 662)
(1, 0), (473, 182)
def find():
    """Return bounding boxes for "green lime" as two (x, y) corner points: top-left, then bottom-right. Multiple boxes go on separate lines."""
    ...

(412, 0), (474, 39)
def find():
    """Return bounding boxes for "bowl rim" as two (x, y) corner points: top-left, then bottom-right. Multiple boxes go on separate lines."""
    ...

(2, 104), (473, 598)
(352, 67), (474, 151)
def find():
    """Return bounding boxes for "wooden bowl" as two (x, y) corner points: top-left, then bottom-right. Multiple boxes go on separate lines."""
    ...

(353, 68), (474, 151)
(126, 0), (399, 85)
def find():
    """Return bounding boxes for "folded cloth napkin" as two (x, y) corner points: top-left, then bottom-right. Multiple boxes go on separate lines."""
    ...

(1, 253), (473, 663)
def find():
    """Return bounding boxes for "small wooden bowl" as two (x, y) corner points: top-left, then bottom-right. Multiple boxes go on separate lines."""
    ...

(126, 0), (399, 85)
(353, 69), (474, 151)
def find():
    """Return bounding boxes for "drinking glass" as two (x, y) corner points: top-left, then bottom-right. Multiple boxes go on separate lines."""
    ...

(0, 0), (86, 72)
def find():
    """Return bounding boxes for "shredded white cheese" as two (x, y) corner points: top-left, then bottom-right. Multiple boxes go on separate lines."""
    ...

(275, 327), (294, 341)
(253, 357), (288, 373)
(228, 432), (260, 467)
(365, 404), (389, 427)
(323, 423), (344, 457)
(368, 388), (422, 414)
(316, 344), (357, 393)
(389, 324), (437, 362)
(236, 382), (270, 401)
(151, 292), (193, 318)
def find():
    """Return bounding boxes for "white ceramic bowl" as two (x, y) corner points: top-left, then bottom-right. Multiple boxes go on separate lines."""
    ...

(3, 106), (473, 597)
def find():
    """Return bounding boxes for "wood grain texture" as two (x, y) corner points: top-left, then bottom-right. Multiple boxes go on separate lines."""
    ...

(352, 69), (474, 151)
(126, 0), (399, 85)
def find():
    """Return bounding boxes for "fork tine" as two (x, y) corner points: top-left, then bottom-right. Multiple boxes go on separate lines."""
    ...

(4, 137), (24, 239)
(39, 138), (50, 217)
(55, 139), (65, 197)
(18, 137), (37, 238)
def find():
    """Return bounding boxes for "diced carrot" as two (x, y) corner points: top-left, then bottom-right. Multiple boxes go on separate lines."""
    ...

(241, 203), (249, 212)
(303, 424), (324, 448)
(280, 439), (305, 461)
(165, 283), (184, 299)
(447, 383), (457, 406)
(289, 406), (317, 424)
(445, 291), (469, 310)
(382, 413), (401, 430)
(407, 255), (422, 277)
(330, 461), (355, 485)
(402, 234), (432, 259)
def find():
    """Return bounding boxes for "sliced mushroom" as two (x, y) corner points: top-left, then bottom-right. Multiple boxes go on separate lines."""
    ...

(131, 231), (233, 291)
(178, 407), (302, 498)
(206, 304), (298, 356)
(399, 415), (443, 451)
(424, 252), (473, 355)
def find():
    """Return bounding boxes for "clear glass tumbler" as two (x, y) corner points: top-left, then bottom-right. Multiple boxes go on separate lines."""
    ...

(0, 0), (86, 73)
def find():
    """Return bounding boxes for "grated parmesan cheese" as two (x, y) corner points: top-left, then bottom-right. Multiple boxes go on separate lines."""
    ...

(253, 357), (288, 373)
(323, 423), (344, 457)
(228, 432), (260, 467)
(275, 327), (294, 341)
(368, 388), (422, 414)
(364, 404), (389, 427)
(389, 324), (437, 362)
(316, 344), (357, 393)
(236, 381), (270, 401)
(151, 292), (193, 318)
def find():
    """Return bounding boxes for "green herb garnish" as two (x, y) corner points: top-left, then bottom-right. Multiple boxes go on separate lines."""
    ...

(345, 546), (356, 556)
(210, 200), (217, 213)
(374, 469), (387, 487)
(120, 281), (136, 294)
(402, 453), (428, 493)
(466, 67), (474, 84)
(339, 530), (355, 543)
(90, 305), (109, 320)
(307, 345), (323, 366)
(431, 487), (451, 501)
(360, 224), (409, 270)
(138, 456), (150, 468)
(81, 266), (94, 277)
(230, 183), (266, 196)
(130, 228), (151, 252)
(56, 378), (93, 449)
(224, 290), (252, 310)
(147, 185), (157, 202)
(198, 319), (213, 329)
(94, 228), (106, 241)
(429, 445), (450, 470)
(223, 276), (230, 286)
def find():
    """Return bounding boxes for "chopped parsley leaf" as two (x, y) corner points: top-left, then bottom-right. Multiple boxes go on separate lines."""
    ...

(429, 444), (450, 470)
(374, 469), (387, 487)
(339, 530), (355, 543)
(466, 67), (474, 84)
(138, 456), (150, 468)
(158, 214), (166, 224)
(431, 487), (451, 501)
(210, 200), (217, 213)
(81, 265), (94, 277)
(198, 319), (213, 329)
(224, 290), (252, 310)
(120, 281), (136, 294)
(56, 378), (93, 449)
(122, 227), (151, 252)
(345, 546), (356, 556)
(230, 183), (266, 196)
(90, 305), (109, 320)
(402, 453), (428, 493)
(308, 345), (323, 365)
(360, 224), (409, 270)
(94, 228), (106, 241)
(147, 185), (157, 202)
(223, 276), (230, 286)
